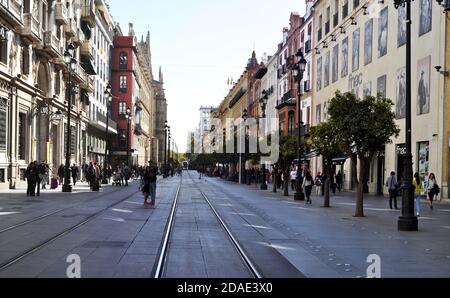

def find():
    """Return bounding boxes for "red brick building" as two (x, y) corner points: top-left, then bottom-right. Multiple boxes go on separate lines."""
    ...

(111, 35), (136, 165)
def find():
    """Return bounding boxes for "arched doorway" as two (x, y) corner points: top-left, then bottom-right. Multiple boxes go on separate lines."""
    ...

(36, 62), (50, 163)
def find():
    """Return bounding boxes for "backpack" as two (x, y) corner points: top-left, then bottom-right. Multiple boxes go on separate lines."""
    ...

(433, 183), (440, 195)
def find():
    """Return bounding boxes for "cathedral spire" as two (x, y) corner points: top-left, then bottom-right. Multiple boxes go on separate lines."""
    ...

(159, 66), (164, 83)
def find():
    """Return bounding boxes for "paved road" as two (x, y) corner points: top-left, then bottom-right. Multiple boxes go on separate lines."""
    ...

(0, 172), (448, 278)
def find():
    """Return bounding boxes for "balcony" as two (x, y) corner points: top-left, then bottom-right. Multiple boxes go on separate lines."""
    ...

(95, 111), (118, 135)
(43, 31), (61, 58)
(304, 40), (311, 53)
(73, 28), (85, 46)
(0, 0), (23, 27)
(64, 18), (76, 37)
(276, 90), (296, 110)
(72, 63), (87, 84)
(299, 124), (311, 137)
(55, 1), (68, 25)
(79, 71), (93, 93)
(80, 40), (94, 60)
(325, 21), (330, 35)
(21, 13), (42, 43)
(81, 0), (96, 28)
(333, 13), (339, 28)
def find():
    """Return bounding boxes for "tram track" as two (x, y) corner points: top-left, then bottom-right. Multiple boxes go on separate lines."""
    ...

(0, 187), (142, 272)
(0, 182), (140, 235)
(153, 171), (262, 278)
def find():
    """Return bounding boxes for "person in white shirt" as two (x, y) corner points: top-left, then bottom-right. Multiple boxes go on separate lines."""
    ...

(290, 168), (297, 191)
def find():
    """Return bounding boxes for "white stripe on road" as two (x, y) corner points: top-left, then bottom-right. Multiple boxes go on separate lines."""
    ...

(103, 217), (126, 223)
(111, 208), (133, 214)
(441, 226), (450, 229)
(0, 212), (20, 216)
(229, 212), (258, 217)
(244, 224), (272, 230)
(125, 201), (143, 205)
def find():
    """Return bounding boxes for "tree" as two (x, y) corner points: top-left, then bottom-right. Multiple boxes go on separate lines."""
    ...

(329, 92), (400, 217)
(310, 122), (343, 208)
(278, 135), (297, 196)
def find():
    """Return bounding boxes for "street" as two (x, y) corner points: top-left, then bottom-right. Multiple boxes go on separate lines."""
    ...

(0, 171), (449, 278)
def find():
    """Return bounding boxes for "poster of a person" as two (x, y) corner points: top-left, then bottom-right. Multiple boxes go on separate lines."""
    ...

(417, 56), (431, 115)
(419, 0), (432, 36)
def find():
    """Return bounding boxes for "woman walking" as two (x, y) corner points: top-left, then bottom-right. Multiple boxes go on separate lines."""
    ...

(302, 171), (314, 204)
(413, 172), (423, 217)
(426, 173), (439, 210)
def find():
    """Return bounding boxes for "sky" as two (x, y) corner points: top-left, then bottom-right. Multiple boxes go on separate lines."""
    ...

(108, 0), (306, 153)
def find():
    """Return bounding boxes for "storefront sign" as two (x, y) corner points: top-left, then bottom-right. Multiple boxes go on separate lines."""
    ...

(396, 144), (406, 156)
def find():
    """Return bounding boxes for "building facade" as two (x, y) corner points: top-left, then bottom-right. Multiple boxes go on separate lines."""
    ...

(0, 0), (96, 189)
(86, 0), (117, 166)
(311, 0), (448, 197)
(154, 68), (166, 167)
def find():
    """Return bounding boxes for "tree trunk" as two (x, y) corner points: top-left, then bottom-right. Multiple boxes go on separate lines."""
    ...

(351, 153), (359, 190)
(272, 169), (277, 193)
(323, 159), (332, 208)
(355, 156), (366, 217)
(283, 169), (289, 197)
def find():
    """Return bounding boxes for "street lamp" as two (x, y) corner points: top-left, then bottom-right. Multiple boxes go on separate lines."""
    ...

(62, 43), (77, 193)
(259, 90), (269, 190)
(393, 0), (418, 231)
(292, 48), (307, 201)
(240, 109), (248, 185)
(163, 122), (169, 178)
(126, 107), (131, 166)
(101, 84), (112, 184)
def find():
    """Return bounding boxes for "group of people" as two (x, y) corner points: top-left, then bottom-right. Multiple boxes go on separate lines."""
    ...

(25, 161), (50, 197)
(386, 171), (440, 216)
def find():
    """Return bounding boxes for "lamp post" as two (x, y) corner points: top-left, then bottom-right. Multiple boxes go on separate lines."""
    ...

(240, 109), (248, 185)
(292, 48), (307, 201)
(126, 107), (131, 167)
(101, 84), (112, 184)
(62, 43), (77, 193)
(394, 0), (418, 231)
(168, 130), (171, 174)
(259, 90), (268, 190)
(163, 122), (168, 178)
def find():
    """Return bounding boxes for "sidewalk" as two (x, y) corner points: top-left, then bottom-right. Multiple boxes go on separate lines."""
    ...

(202, 176), (450, 277)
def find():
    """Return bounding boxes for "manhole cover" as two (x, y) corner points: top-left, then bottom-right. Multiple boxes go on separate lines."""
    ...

(81, 241), (128, 248)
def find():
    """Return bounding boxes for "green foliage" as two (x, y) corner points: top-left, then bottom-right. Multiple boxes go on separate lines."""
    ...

(310, 122), (342, 162)
(328, 91), (400, 157)
(278, 135), (297, 168)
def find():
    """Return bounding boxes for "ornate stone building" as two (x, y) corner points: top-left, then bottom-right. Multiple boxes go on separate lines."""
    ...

(0, 0), (96, 189)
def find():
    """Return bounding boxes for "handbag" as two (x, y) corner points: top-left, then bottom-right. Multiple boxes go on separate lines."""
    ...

(433, 183), (440, 195)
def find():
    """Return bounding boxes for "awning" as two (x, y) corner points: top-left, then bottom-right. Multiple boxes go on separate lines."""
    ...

(81, 56), (97, 75)
(332, 154), (348, 165)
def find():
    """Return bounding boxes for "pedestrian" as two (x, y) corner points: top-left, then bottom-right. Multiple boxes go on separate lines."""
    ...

(314, 172), (322, 195)
(144, 161), (158, 207)
(336, 171), (343, 192)
(58, 164), (65, 185)
(34, 161), (43, 197)
(25, 162), (36, 196)
(330, 173), (337, 195)
(413, 172), (423, 217)
(122, 163), (130, 186)
(302, 171), (314, 204)
(386, 171), (399, 210)
(426, 173), (439, 210)
(290, 168), (297, 191)
(71, 164), (79, 186)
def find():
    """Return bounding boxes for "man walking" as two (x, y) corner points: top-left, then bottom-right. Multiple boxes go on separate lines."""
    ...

(386, 171), (399, 210)
(147, 161), (158, 207)
(71, 164), (79, 186)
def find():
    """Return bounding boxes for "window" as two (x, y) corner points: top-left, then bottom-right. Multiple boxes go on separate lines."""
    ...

(18, 113), (26, 160)
(119, 129), (127, 149)
(288, 112), (295, 135)
(119, 76), (127, 92)
(0, 98), (6, 151)
(54, 71), (60, 95)
(119, 101), (127, 116)
(119, 51), (128, 69)
(21, 46), (30, 75)
(0, 39), (7, 64)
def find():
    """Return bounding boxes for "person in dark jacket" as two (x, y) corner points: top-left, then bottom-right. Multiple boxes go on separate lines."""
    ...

(25, 162), (37, 196)
(71, 164), (79, 186)
(58, 164), (65, 186)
